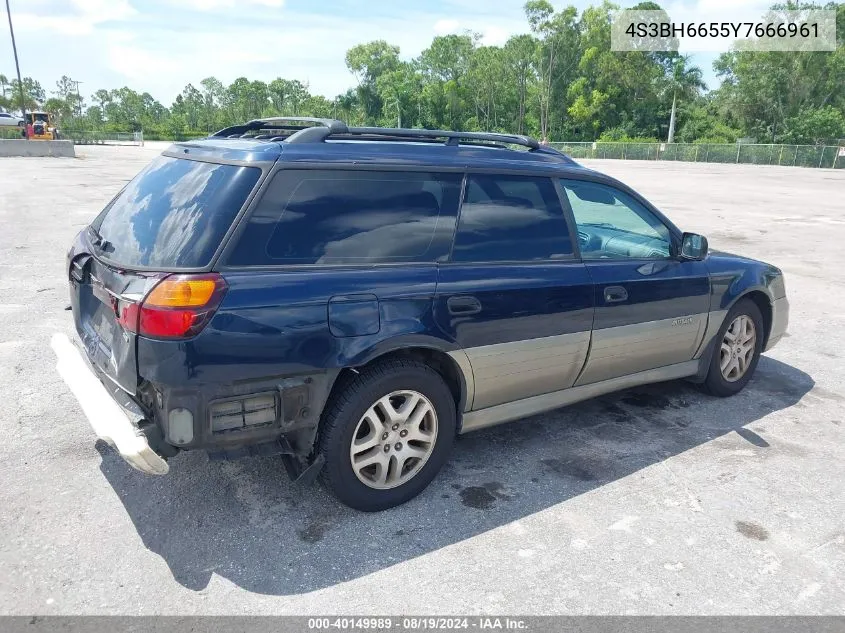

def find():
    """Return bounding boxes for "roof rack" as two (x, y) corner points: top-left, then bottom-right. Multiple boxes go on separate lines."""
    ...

(212, 117), (348, 142)
(341, 127), (541, 150)
(211, 117), (549, 152)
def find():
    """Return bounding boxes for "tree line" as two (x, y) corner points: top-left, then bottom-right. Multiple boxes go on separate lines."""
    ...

(1, 0), (843, 144)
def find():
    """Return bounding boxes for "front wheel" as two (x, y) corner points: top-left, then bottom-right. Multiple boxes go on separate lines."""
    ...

(318, 359), (456, 511)
(703, 298), (764, 397)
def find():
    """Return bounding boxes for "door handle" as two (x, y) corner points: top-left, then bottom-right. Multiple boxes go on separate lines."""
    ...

(604, 286), (628, 304)
(447, 295), (482, 316)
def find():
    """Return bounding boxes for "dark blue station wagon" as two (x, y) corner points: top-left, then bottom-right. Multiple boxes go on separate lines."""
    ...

(59, 118), (789, 511)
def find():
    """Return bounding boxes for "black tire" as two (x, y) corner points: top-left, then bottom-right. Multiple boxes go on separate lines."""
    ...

(318, 358), (456, 511)
(702, 298), (764, 397)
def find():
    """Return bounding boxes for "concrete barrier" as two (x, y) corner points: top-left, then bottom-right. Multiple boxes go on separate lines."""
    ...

(0, 140), (76, 158)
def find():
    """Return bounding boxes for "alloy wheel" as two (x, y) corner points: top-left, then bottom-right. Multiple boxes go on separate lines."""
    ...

(349, 390), (438, 490)
(719, 315), (756, 382)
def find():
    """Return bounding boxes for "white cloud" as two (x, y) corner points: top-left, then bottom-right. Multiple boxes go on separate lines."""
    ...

(181, 0), (284, 10)
(663, 0), (776, 21)
(13, 14), (95, 36)
(4, 1), (526, 104)
(71, 0), (136, 21)
(108, 44), (168, 81)
(481, 25), (510, 46)
(432, 18), (514, 46)
(12, 0), (135, 35)
(433, 18), (460, 34)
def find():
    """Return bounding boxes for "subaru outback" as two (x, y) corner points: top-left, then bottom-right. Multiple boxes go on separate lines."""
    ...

(56, 117), (789, 511)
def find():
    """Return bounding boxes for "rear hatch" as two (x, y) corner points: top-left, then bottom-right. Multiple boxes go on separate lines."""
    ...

(68, 155), (262, 395)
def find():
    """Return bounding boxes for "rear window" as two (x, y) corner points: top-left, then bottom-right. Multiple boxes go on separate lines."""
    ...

(226, 169), (462, 266)
(91, 156), (260, 268)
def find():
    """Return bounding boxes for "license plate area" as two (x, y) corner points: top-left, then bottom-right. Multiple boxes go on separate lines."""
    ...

(91, 278), (114, 309)
(73, 263), (144, 396)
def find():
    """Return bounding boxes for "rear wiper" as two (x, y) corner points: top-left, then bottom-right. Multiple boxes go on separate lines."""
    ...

(88, 226), (113, 252)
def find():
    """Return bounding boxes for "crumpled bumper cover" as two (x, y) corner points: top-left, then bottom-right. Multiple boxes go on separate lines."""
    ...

(51, 333), (169, 475)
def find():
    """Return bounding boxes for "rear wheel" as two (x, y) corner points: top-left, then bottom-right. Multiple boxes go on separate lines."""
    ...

(318, 359), (456, 511)
(703, 298), (764, 397)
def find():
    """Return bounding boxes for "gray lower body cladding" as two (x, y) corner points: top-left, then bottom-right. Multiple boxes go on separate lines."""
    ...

(454, 309), (748, 433)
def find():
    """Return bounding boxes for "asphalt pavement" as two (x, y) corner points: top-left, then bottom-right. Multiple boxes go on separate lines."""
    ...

(0, 144), (842, 614)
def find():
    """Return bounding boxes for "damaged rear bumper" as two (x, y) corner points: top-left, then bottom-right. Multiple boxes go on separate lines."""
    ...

(51, 333), (169, 475)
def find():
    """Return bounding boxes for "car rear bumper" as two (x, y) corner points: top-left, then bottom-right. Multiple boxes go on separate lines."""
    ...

(51, 333), (169, 475)
(765, 295), (789, 352)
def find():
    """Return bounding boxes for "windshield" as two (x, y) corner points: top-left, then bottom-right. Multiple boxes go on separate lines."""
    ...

(91, 156), (260, 268)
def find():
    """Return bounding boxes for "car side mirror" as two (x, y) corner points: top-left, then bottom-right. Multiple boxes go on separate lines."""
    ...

(679, 232), (708, 260)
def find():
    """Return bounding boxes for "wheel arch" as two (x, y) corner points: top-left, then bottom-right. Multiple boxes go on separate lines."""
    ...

(692, 287), (773, 384)
(728, 288), (774, 350)
(343, 347), (468, 415)
(322, 337), (473, 437)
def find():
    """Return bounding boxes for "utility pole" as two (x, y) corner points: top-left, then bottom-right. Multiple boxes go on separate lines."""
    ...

(5, 0), (27, 130)
(71, 79), (83, 117)
(666, 92), (676, 144)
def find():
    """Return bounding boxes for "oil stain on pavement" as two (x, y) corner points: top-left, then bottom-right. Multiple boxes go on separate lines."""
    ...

(735, 520), (770, 541)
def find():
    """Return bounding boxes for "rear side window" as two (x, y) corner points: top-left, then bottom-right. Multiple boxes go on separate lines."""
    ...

(92, 156), (260, 268)
(452, 175), (573, 263)
(226, 170), (462, 265)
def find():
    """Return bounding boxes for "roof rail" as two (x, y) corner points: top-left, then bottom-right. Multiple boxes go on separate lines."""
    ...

(343, 126), (540, 150)
(211, 117), (348, 141)
(212, 118), (552, 152)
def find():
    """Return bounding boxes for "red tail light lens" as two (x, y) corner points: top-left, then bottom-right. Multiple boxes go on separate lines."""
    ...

(117, 273), (227, 339)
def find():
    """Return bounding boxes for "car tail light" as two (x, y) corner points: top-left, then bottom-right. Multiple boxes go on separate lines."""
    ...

(117, 273), (227, 339)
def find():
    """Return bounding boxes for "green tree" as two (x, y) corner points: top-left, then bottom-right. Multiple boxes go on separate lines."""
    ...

(84, 105), (104, 128)
(44, 97), (70, 122)
(0, 74), (9, 109)
(268, 78), (291, 112)
(418, 34), (476, 129)
(503, 35), (538, 134)
(525, 1), (579, 140)
(376, 62), (422, 128)
(665, 55), (706, 143)
(675, 97), (741, 143)
(54, 75), (84, 117)
(179, 83), (204, 129)
(10, 77), (45, 111)
(92, 89), (111, 121)
(714, 2), (845, 142)
(346, 40), (401, 123)
(335, 88), (359, 124)
(781, 106), (845, 144)
(199, 77), (224, 131)
(6, 0), (841, 144)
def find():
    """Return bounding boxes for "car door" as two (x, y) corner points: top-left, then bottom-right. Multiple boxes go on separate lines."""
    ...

(434, 173), (594, 411)
(559, 178), (711, 386)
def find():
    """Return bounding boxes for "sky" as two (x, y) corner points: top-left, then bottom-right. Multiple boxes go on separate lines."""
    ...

(0, 0), (773, 107)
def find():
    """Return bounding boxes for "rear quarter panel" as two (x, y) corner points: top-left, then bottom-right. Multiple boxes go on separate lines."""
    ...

(135, 265), (455, 387)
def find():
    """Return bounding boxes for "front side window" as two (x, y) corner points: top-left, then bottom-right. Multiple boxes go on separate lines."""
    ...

(561, 180), (672, 259)
(451, 174), (573, 263)
(226, 170), (462, 266)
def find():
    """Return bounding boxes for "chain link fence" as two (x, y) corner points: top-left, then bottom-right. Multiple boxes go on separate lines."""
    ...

(60, 130), (145, 146)
(550, 141), (845, 169)
(0, 128), (145, 145)
(5, 126), (843, 168)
